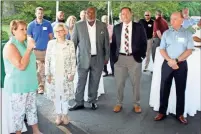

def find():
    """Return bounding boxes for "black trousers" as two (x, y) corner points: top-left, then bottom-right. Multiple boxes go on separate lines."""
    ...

(103, 65), (108, 74)
(159, 60), (188, 116)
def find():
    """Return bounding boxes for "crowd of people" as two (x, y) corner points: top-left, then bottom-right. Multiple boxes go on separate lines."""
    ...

(2, 5), (201, 134)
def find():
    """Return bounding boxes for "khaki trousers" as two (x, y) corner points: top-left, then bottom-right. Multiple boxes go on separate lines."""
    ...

(34, 50), (46, 88)
(114, 55), (142, 106)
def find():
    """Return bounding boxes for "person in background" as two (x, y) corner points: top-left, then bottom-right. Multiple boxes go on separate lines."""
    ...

(52, 11), (65, 26)
(192, 19), (201, 46)
(139, 11), (154, 71)
(182, 8), (196, 31)
(79, 10), (86, 21)
(152, 10), (169, 62)
(45, 23), (76, 125)
(3, 20), (42, 134)
(101, 15), (114, 76)
(52, 11), (70, 40)
(66, 15), (77, 39)
(154, 12), (194, 125)
(111, 7), (147, 113)
(27, 7), (53, 94)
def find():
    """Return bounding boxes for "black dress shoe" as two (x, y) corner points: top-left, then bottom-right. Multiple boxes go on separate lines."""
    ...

(69, 104), (85, 111)
(103, 73), (108, 77)
(90, 103), (98, 110)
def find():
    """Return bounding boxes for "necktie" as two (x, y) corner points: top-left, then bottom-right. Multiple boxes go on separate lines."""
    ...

(124, 25), (129, 55)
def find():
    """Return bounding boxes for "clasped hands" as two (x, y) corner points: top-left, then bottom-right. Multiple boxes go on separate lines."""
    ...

(167, 59), (179, 70)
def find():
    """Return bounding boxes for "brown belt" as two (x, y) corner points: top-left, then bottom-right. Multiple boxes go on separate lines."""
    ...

(119, 53), (132, 56)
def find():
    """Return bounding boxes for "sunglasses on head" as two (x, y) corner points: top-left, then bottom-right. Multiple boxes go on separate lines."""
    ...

(145, 14), (150, 16)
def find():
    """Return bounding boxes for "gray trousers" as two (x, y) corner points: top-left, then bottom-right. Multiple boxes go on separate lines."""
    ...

(144, 38), (153, 70)
(152, 38), (161, 62)
(114, 55), (142, 106)
(75, 56), (103, 105)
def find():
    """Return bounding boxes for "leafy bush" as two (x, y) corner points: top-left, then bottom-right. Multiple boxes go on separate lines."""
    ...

(2, 30), (9, 41)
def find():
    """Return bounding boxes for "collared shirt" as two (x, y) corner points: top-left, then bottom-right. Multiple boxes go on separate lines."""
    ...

(51, 21), (71, 40)
(160, 27), (194, 59)
(27, 19), (53, 50)
(182, 18), (196, 29)
(139, 19), (154, 39)
(153, 17), (169, 38)
(87, 21), (97, 55)
(120, 21), (132, 54)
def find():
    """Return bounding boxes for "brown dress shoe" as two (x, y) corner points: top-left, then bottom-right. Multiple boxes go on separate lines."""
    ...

(113, 105), (122, 113)
(154, 113), (166, 121)
(133, 105), (142, 113)
(177, 115), (188, 125)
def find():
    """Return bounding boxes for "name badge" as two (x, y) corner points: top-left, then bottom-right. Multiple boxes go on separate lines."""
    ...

(148, 24), (152, 27)
(43, 27), (47, 30)
(177, 37), (185, 42)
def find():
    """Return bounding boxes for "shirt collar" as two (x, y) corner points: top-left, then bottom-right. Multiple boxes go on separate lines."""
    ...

(123, 21), (132, 27)
(170, 26), (185, 32)
(87, 20), (96, 27)
(34, 19), (44, 25)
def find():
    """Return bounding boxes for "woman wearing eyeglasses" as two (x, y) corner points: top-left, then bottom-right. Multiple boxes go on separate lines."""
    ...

(45, 23), (76, 125)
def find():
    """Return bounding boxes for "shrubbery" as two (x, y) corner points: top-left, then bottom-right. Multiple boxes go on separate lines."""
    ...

(2, 30), (9, 41)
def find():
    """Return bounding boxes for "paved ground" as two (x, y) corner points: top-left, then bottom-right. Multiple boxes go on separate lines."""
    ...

(24, 71), (201, 134)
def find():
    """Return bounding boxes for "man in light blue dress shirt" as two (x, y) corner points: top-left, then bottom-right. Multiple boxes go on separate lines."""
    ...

(154, 12), (194, 125)
(182, 8), (196, 32)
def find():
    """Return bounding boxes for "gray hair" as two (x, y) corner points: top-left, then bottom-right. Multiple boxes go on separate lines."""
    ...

(66, 15), (76, 28)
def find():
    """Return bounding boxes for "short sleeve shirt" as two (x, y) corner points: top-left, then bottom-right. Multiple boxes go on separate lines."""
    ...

(27, 19), (53, 50)
(160, 27), (194, 59)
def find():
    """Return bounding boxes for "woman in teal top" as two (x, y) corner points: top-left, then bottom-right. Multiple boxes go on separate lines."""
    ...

(3, 20), (42, 134)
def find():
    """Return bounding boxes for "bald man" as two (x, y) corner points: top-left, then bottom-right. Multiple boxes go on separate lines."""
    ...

(154, 12), (194, 124)
(51, 11), (70, 39)
(79, 10), (86, 21)
(139, 11), (154, 71)
(70, 7), (109, 111)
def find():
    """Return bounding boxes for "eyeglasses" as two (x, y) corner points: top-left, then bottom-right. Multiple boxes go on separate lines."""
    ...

(145, 15), (150, 16)
(55, 30), (64, 33)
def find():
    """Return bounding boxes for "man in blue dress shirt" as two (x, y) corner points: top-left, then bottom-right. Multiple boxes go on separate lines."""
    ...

(154, 12), (194, 125)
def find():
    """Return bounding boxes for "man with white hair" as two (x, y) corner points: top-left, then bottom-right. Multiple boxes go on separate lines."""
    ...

(182, 8), (196, 30)
(79, 10), (86, 21)
(154, 12), (194, 124)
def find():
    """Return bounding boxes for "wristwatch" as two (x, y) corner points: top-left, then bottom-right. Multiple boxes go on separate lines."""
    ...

(175, 58), (179, 63)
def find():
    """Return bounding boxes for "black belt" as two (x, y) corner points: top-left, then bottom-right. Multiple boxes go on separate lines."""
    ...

(119, 53), (132, 56)
(91, 55), (97, 57)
